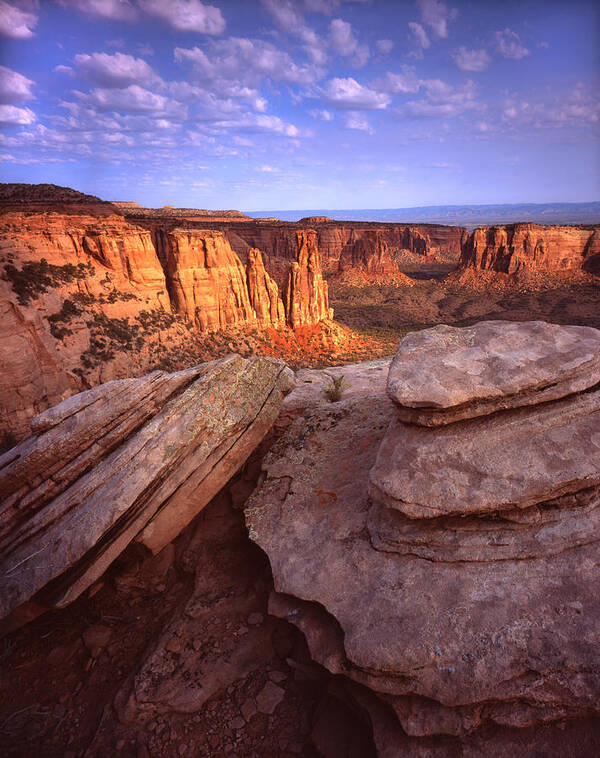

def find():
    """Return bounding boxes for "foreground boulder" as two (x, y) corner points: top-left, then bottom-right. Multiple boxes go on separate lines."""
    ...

(0, 354), (293, 632)
(246, 320), (600, 754)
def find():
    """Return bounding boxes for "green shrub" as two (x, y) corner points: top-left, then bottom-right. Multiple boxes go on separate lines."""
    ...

(47, 298), (82, 340)
(2, 259), (95, 305)
(324, 375), (346, 402)
(136, 308), (177, 332)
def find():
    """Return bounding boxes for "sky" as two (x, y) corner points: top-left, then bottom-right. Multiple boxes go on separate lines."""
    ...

(0, 0), (598, 210)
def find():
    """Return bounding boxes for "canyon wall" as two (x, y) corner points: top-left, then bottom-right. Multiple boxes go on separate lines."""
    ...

(0, 210), (330, 442)
(216, 220), (467, 272)
(336, 229), (414, 285)
(460, 223), (600, 274)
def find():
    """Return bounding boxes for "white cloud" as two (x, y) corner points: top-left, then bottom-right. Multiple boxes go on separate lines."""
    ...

(453, 46), (491, 72)
(232, 135), (253, 147)
(501, 93), (599, 128)
(0, 153), (75, 165)
(329, 18), (369, 66)
(344, 112), (373, 133)
(374, 67), (422, 95)
(494, 28), (530, 60)
(402, 79), (479, 118)
(261, 0), (328, 66)
(259, 164), (279, 172)
(238, 114), (300, 137)
(203, 113), (303, 138)
(0, 104), (36, 124)
(77, 84), (172, 113)
(309, 108), (334, 121)
(320, 77), (391, 110)
(0, 0), (37, 38)
(0, 66), (35, 104)
(376, 39), (394, 55)
(416, 0), (457, 40)
(70, 52), (160, 88)
(408, 21), (430, 51)
(59, 0), (138, 23)
(175, 38), (320, 88)
(139, 0), (225, 34)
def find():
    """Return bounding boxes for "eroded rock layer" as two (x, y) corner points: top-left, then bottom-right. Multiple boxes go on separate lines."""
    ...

(222, 221), (466, 272)
(460, 223), (600, 275)
(246, 320), (600, 754)
(284, 230), (332, 329)
(0, 354), (293, 632)
(336, 230), (415, 285)
(0, 210), (331, 440)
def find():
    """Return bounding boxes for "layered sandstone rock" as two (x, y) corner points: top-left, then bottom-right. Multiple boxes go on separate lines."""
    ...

(0, 355), (293, 632)
(460, 223), (600, 274)
(162, 229), (259, 331)
(386, 320), (600, 426)
(0, 211), (333, 441)
(246, 247), (286, 326)
(284, 230), (332, 329)
(0, 283), (76, 447)
(246, 321), (600, 753)
(0, 211), (174, 439)
(218, 221), (466, 273)
(337, 230), (414, 285)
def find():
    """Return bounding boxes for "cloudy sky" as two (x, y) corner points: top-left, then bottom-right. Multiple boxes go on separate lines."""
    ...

(0, 0), (598, 209)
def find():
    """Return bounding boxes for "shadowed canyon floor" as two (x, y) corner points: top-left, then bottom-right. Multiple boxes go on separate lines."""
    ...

(329, 261), (600, 349)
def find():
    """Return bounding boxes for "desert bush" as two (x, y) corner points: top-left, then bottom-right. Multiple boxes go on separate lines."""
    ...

(324, 375), (346, 402)
(2, 259), (95, 305)
(136, 308), (177, 332)
(80, 311), (143, 368)
(71, 291), (97, 306)
(47, 298), (81, 340)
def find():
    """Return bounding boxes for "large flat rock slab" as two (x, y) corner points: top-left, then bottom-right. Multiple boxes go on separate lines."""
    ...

(387, 321), (600, 425)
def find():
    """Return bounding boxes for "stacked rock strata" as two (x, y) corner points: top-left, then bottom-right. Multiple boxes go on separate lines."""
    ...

(246, 320), (600, 754)
(0, 354), (293, 634)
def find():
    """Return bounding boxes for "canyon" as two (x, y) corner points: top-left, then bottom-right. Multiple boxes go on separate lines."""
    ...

(1, 184), (600, 758)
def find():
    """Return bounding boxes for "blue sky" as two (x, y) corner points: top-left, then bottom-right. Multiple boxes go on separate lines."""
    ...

(0, 0), (598, 209)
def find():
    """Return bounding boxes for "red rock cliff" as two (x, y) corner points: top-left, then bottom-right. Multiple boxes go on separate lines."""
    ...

(246, 247), (286, 326)
(460, 223), (600, 274)
(338, 230), (401, 277)
(162, 229), (259, 331)
(0, 213), (332, 441)
(284, 230), (332, 329)
(216, 221), (466, 273)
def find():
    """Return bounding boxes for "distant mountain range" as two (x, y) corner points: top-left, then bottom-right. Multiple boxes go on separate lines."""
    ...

(246, 202), (600, 228)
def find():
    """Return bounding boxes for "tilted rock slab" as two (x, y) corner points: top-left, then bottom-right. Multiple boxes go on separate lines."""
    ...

(246, 321), (600, 752)
(0, 354), (293, 629)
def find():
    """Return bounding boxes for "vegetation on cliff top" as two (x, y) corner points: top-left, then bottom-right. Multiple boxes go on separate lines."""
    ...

(2, 258), (95, 305)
